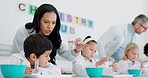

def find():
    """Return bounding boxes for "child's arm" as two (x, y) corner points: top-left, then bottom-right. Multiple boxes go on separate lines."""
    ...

(118, 60), (129, 74)
(95, 57), (111, 67)
(72, 60), (87, 76)
(141, 60), (148, 68)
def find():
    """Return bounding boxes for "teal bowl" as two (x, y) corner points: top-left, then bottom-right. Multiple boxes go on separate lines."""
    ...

(128, 69), (141, 77)
(0, 64), (26, 78)
(85, 68), (104, 77)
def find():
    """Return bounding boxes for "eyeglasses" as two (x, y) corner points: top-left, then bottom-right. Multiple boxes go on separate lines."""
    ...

(139, 23), (148, 30)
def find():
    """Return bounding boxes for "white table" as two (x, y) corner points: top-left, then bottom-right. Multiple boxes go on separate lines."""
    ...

(22, 74), (148, 78)
(0, 74), (147, 78)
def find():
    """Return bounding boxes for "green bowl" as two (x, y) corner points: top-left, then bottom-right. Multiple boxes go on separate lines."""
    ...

(0, 64), (26, 78)
(85, 68), (104, 77)
(128, 69), (141, 77)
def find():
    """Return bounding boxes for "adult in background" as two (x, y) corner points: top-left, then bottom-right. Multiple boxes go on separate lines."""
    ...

(12, 4), (82, 65)
(97, 14), (148, 62)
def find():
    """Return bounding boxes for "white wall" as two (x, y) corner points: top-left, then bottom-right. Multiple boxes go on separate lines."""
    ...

(0, 0), (148, 68)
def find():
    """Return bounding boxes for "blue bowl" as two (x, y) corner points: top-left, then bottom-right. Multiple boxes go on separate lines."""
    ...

(128, 69), (141, 77)
(85, 68), (104, 77)
(0, 64), (26, 78)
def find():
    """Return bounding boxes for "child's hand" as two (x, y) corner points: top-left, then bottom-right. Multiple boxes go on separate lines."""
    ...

(25, 67), (33, 74)
(96, 57), (111, 67)
(111, 62), (118, 72)
(74, 38), (83, 53)
(141, 60), (148, 68)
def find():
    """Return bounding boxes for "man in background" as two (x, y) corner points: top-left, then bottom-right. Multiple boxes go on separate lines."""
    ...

(97, 14), (148, 62)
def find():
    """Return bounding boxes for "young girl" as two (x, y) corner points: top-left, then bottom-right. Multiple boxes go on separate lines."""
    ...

(118, 43), (141, 74)
(7, 34), (61, 75)
(72, 36), (118, 77)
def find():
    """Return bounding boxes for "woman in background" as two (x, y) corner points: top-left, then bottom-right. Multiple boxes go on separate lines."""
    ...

(12, 4), (82, 65)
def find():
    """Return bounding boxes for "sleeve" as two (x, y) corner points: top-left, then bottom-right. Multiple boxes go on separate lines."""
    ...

(97, 26), (122, 58)
(11, 27), (28, 54)
(118, 60), (129, 74)
(40, 63), (61, 75)
(135, 61), (141, 69)
(7, 53), (31, 67)
(6, 55), (22, 64)
(72, 58), (87, 77)
(57, 43), (80, 61)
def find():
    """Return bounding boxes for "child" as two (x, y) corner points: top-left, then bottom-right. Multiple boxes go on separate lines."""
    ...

(72, 36), (118, 77)
(144, 43), (148, 57)
(7, 34), (61, 75)
(118, 43), (141, 74)
(141, 43), (148, 74)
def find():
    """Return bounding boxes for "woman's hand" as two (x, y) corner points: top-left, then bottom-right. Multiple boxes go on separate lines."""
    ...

(74, 38), (83, 53)
(25, 67), (33, 74)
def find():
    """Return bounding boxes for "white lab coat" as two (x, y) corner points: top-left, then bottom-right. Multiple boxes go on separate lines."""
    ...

(141, 57), (148, 68)
(11, 26), (79, 61)
(118, 59), (141, 74)
(140, 57), (148, 74)
(7, 52), (61, 75)
(72, 55), (97, 77)
(97, 24), (136, 58)
(72, 55), (114, 77)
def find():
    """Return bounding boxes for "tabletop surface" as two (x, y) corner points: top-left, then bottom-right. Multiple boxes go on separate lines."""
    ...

(22, 74), (148, 78)
(0, 74), (148, 78)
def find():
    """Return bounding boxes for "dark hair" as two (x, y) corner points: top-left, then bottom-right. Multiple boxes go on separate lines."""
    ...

(83, 36), (91, 42)
(25, 4), (61, 64)
(24, 34), (53, 58)
(132, 14), (148, 25)
(144, 43), (148, 56)
(83, 36), (97, 44)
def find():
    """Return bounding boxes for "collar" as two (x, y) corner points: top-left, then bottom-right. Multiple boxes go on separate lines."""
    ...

(127, 59), (135, 65)
(128, 23), (135, 35)
(80, 54), (95, 63)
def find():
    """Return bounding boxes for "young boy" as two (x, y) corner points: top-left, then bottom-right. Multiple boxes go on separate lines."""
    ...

(7, 34), (61, 75)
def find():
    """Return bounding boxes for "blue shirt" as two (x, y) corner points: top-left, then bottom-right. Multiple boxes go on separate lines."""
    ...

(112, 24), (135, 62)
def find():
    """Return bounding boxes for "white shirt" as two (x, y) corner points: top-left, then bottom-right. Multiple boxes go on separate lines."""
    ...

(141, 57), (148, 68)
(72, 54), (114, 77)
(140, 57), (148, 74)
(72, 55), (97, 77)
(7, 52), (61, 75)
(118, 59), (141, 74)
(97, 24), (136, 58)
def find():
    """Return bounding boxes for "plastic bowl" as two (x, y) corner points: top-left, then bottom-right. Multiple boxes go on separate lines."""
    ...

(128, 69), (141, 77)
(85, 67), (104, 77)
(0, 64), (26, 78)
